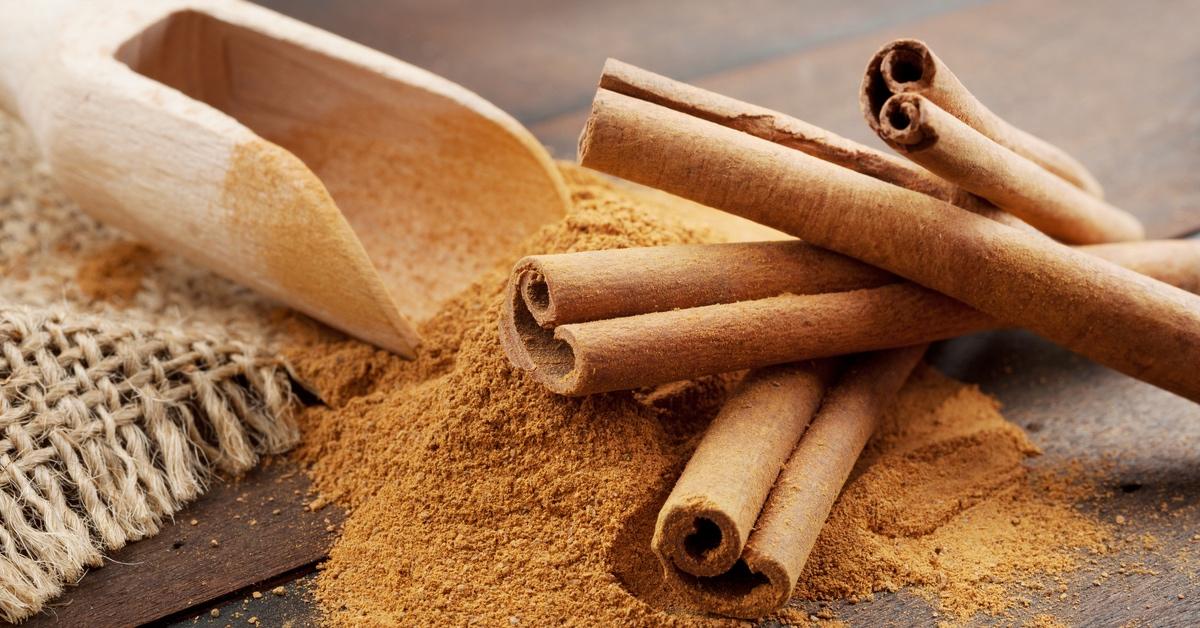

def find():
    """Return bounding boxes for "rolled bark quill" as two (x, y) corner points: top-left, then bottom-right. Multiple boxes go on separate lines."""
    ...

(578, 88), (1200, 402)
(600, 59), (1028, 231)
(861, 38), (1105, 198)
(876, 93), (1144, 244)
(653, 360), (839, 578)
(502, 239), (1200, 395)
(511, 240), (893, 330)
(656, 346), (925, 618)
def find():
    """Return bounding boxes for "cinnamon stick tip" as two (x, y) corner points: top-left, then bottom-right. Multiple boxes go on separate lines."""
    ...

(497, 271), (590, 395)
(860, 38), (935, 129)
(654, 501), (745, 577)
(878, 93), (935, 149)
(657, 499), (796, 614)
(514, 265), (556, 328)
(657, 551), (792, 619)
(879, 39), (936, 91)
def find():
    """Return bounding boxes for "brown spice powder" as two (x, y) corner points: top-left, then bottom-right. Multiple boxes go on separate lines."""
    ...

(288, 166), (1108, 625)
(75, 241), (158, 304)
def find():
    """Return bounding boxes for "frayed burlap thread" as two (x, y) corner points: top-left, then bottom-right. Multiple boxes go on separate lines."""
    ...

(0, 306), (298, 622)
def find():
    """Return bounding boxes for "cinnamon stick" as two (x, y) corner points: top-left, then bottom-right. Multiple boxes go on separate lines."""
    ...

(860, 38), (1105, 198)
(502, 240), (1200, 395)
(600, 59), (1030, 231)
(510, 240), (893, 329)
(658, 347), (925, 618)
(876, 93), (1144, 244)
(578, 88), (1200, 402)
(652, 360), (839, 578)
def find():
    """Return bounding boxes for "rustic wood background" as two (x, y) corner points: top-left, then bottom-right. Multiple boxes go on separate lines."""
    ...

(16, 1), (1200, 626)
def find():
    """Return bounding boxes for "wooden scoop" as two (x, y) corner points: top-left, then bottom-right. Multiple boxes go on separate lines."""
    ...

(0, 0), (570, 357)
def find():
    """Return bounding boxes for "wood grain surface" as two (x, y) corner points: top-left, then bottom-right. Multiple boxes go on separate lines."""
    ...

(254, 0), (985, 124)
(21, 461), (341, 628)
(15, 1), (1194, 626)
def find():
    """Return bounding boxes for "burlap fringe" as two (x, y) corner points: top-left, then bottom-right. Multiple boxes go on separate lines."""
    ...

(0, 306), (298, 622)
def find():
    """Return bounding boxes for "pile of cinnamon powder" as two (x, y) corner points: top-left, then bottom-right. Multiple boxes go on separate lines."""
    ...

(286, 167), (1111, 625)
(0, 109), (1121, 625)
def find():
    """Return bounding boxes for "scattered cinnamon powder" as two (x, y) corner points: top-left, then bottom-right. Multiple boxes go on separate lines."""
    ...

(75, 241), (158, 304)
(287, 166), (1106, 625)
(1026, 613), (1070, 628)
(794, 367), (1110, 619)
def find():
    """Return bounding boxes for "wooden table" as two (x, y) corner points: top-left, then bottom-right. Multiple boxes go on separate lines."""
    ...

(21, 1), (1200, 625)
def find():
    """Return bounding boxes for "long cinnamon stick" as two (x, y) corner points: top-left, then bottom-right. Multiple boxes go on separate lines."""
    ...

(652, 360), (839, 578)
(860, 38), (1105, 198)
(510, 240), (893, 329)
(600, 59), (1030, 231)
(578, 88), (1200, 402)
(502, 240), (1200, 395)
(658, 347), (925, 618)
(876, 93), (1143, 244)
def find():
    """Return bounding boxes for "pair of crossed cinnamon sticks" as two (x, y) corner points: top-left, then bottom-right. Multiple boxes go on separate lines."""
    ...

(499, 42), (1200, 618)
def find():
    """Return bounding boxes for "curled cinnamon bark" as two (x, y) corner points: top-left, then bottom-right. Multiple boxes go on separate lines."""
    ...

(500, 239), (1200, 395)
(601, 59), (1028, 230)
(509, 240), (893, 328)
(876, 93), (1144, 244)
(861, 38), (1105, 198)
(578, 88), (1200, 402)
(652, 361), (838, 578)
(657, 347), (925, 618)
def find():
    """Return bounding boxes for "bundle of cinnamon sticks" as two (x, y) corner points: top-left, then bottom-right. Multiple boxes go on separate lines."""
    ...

(498, 42), (1200, 618)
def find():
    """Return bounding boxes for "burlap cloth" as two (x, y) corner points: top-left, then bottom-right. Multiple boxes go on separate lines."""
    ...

(0, 113), (298, 621)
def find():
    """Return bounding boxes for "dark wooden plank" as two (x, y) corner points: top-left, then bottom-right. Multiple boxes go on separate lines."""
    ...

(23, 461), (342, 628)
(162, 572), (320, 628)
(250, 0), (985, 124)
(532, 0), (1200, 237)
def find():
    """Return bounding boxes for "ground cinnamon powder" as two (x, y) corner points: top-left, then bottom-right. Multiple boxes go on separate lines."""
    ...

(76, 242), (158, 304)
(286, 167), (1109, 625)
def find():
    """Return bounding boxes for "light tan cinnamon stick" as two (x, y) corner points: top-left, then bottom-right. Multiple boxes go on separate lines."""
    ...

(502, 240), (1200, 395)
(876, 93), (1143, 244)
(860, 38), (1105, 198)
(600, 59), (1030, 230)
(511, 240), (893, 329)
(657, 346), (925, 618)
(578, 88), (1200, 402)
(652, 360), (839, 578)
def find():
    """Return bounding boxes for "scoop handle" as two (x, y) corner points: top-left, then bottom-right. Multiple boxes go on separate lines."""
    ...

(0, 0), (80, 117)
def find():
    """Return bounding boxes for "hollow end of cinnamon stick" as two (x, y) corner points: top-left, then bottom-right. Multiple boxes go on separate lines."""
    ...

(861, 38), (1106, 199)
(881, 39), (937, 94)
(878, 93), (936, 150)
(654, 501), (746, 578)
(658, 542), (793, 619)
(652, 362), (834, 581)
(517, 268), (556, 328)
(878, 92), (1143, 244)
(498, 265), (575, 378)
(860, 38), (933, 132)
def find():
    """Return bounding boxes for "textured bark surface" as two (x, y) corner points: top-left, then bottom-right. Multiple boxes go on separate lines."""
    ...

(658, 348), (924, 618)
(876, 93), (1143, 243)
(653, 362), (836, 580)
(861, 38), (1106, 197)
(580, 89), (1200, 402)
